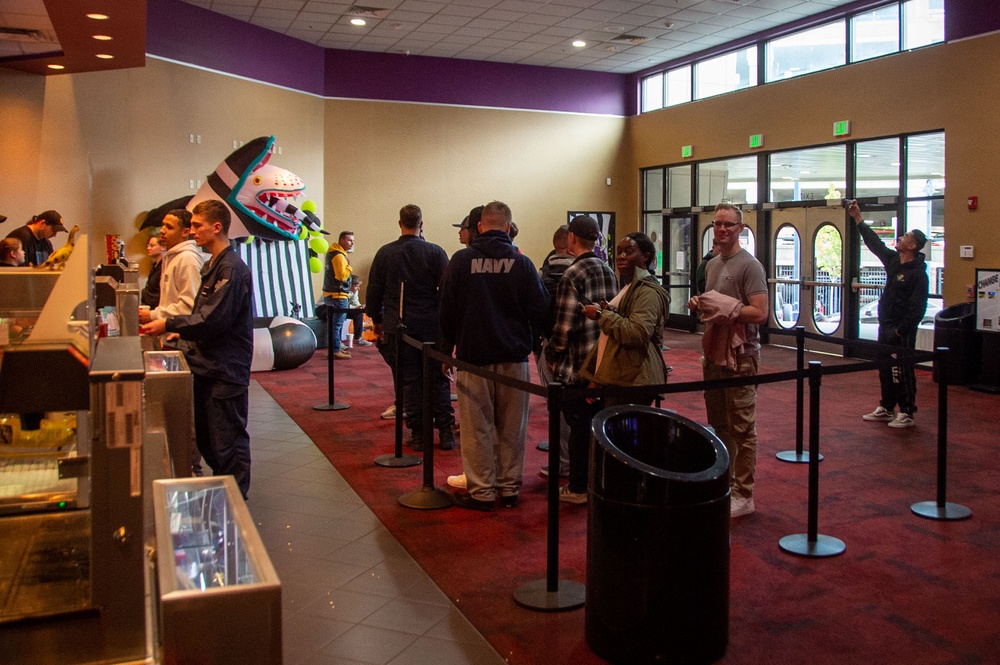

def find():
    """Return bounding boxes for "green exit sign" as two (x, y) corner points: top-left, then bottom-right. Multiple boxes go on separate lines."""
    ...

(833, 120), (851, 137)
(749, 134), (763, 149)
(681, 145), (693, 158)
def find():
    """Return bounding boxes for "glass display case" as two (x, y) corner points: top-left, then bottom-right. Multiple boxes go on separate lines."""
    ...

(153, 476), (281, 665)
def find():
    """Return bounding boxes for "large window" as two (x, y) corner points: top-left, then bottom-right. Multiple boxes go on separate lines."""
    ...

(905, 132), (945, 295)
(695, 46), (757, 100)
(852, 4), (900, 62)
(766, 21), (846, 82)
(855, 137), (901, 198)
(639, 1), (944, 114)
(769, 145), (847, 203)
(696, 156), (759, 206)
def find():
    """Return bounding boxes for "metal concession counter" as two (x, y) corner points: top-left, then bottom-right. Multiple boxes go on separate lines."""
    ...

(0, 235), (280, 664)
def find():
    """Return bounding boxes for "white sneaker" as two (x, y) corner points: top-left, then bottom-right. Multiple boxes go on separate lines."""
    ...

(730, 496), (755, 517)
(447, 474), (467, 489)
(862, 406), (894, 422)
(558, 486), (588, 504)
(887, 412), (915, 428)
(380, 405), (396, 420)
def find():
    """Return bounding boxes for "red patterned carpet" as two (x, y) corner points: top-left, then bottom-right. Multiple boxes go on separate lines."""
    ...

(254, 329), (1000, 664)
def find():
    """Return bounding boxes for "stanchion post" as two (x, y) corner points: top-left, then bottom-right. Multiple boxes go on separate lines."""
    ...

(912, 346), (971, 521)
(777, 326), (819, 463)
(398, 341), (452, 510)
(779, 361), (845, 558)
(375, 321), (421, 468)
(314, 302), (350, 411)
(513, 382), (586, 611)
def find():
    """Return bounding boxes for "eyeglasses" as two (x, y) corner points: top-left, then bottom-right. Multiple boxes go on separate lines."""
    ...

(712, 221), (741, 229)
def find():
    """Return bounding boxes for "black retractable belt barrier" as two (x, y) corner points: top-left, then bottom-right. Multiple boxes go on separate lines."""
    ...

(912, 347), (972, 521)
(398, 341), (451, 510)
(780, 361), (845, 558)
(375, 322), (420, 468)
(314, 303), (350, 411)
(514, 382), (586, 612)
(586, 405), (730, 664)
(776, 326), (821, 464)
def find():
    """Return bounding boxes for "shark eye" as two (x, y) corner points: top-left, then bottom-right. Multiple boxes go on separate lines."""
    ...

(252, 175), (263, 185)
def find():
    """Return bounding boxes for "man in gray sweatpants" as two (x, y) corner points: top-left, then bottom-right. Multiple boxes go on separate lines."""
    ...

(438, 201), (550, 511)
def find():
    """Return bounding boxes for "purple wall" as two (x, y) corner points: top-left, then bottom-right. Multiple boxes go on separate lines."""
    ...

(147, 0), (326, 96)
(325, 49), (630, 116)
(146, 0), (629, 115)
(946, 0), (1000, 41)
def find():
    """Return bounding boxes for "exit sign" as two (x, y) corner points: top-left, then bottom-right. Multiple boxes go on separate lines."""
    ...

(833, 120), (851, 137)
(681, 145), (693, 158)
(749, 134), (763, 149)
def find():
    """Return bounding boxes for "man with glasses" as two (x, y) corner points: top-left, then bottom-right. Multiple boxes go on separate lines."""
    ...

(849, 200), (928, 429)
(687, 203), (768, 518)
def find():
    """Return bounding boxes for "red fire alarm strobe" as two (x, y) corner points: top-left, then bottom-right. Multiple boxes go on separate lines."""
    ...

(968, 196), (978, 210)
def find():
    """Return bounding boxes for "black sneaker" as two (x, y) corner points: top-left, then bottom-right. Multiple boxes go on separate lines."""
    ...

(439, 429), (456, 451)
(452, 493), (495, 512)
(500, 495), (519, 509)
(405, 434), (423, 452)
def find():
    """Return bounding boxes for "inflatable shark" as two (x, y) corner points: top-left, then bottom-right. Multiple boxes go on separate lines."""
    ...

(142, 136), (324, 241)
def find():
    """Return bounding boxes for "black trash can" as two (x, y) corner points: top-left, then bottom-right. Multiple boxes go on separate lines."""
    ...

(587, 405), (731, 664)
(933, 303), (978, 384)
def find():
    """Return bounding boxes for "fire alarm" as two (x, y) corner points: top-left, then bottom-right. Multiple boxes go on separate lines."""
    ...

(968, 196), (978, 210)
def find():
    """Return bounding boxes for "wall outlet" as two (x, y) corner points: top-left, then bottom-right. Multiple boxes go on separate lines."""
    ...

(960, 245), (974, 258)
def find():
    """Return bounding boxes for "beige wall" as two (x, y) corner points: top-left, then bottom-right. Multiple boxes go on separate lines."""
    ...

(628, 32), (1000, 304)
(324, 99), (629, 285)
(1, 58), (325, 275)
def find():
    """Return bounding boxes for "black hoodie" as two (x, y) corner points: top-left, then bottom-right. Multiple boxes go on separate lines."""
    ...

(858, 222), (929, 337)
(439, 230), (550, 365)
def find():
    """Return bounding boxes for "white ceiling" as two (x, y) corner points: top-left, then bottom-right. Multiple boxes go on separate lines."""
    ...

(180, 0), (858, 74)
(0, 0), (56, 60)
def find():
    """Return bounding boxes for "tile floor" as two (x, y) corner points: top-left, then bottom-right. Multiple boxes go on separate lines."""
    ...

(245, 382), (506, 665)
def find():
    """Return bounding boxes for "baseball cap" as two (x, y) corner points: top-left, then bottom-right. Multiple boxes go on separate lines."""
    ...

(910, 229), (927, 251)
(34, 210), (68, 233)
(567, 215), (599, 242)
(453, 215), (470, 229)
(468, 205), (484, 228)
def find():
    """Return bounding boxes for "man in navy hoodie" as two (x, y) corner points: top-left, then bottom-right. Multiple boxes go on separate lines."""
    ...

(439, 201), (550, 511)
(850, 200), (929, 429)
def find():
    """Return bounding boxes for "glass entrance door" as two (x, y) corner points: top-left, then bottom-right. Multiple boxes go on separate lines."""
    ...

(769, 206), (848, 352)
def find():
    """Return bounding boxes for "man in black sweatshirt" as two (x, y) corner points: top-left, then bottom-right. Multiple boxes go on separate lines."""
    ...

(439, 201), (550, 511)
(850, 200), (929, 429)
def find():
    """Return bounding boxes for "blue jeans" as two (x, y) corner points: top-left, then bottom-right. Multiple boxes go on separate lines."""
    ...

(325, 297), (348, 352)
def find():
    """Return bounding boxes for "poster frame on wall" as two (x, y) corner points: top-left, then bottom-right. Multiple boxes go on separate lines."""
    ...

(567, 211), (615, 267)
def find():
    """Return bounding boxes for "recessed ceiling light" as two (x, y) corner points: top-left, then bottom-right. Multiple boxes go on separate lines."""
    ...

(93, 34), (113, 41)
(47, 64), (65, 70)
(350, 18), (366, 26)
(96, 54), (114, 59)
(572, 40), (586, 47)
(86, 13), (109, 20)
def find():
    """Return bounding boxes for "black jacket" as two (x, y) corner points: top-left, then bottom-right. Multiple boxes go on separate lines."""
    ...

(366, 234), (449, 340)
(167, 245), (254, 385)
(439, 230), (550, 365)
(858, 222), (929, 337)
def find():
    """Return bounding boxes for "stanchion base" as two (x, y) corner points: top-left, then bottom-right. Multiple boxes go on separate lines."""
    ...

(374, 453), (422, 468)
(513, 579), (585, 612)
(911, 501), (972, 521)
(779, 533), (845, 558)
(313, 402), (350, 411)
(775, 450), (822, 463)
(536, 440), (549, 452)
(398, 486), (452, 510)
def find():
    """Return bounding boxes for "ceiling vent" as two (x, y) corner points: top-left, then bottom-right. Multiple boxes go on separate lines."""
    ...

(0, 26), (50, 43)
(345, 5), (391, 19)
(611, 34), (648, 45)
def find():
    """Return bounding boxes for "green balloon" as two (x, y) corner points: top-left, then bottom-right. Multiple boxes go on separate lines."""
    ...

(298, 226), (309, 240)
(301, 200), (317, 214)
(309, 256), (323, 274)
(309, 237), (330, 254)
